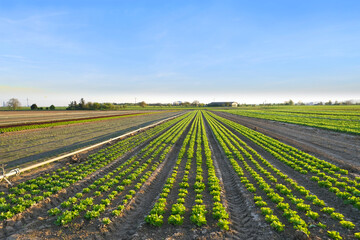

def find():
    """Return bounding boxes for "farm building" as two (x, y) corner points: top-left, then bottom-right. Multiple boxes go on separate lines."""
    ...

(208, 102), (238, 107)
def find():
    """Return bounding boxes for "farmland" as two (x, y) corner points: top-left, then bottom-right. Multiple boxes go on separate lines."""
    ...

(0, 110), (359, 239)
(0, 111), (165, 133)
(0, 111), (147, 126)
(0, 111), (180, 169)
(218, 105), (360, 135)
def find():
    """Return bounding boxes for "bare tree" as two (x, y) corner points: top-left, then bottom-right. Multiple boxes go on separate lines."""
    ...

(7, 98), (21, 110)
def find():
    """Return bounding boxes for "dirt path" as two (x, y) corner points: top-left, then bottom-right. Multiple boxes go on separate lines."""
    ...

(213, 111), (360, 172)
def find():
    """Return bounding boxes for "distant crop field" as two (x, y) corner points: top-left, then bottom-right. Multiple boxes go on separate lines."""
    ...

(218, 105), (360, 135)
(0, 111), (180, 169)
(1, 110), (359, 239)
(0, 110), (144, 126)
(0, 110), (172, 133)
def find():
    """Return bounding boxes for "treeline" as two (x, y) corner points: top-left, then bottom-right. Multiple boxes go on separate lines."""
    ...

(31, 104), (55, 110)
(254, 99), (360, 107)
(3, 98), (56, 110)
(66, 98), (124, 110)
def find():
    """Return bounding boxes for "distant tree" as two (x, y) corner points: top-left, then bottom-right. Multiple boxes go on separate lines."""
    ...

(93, 102), (101, 110)
(325, 100), (332, 105)
(7, 98), (21, 110)
(50, 105), (55, 110)
(67, 101), (77, 110)
(284, 99), (294, 105)
(102, 103), (114, 110)
(30, 104), (38, 110)
(192, 100), (200, 107)
(79, 98), (86, 110)
(182, 102), (190, 107)
(139, 101), (147, 108)
(85, 102), (92, 110)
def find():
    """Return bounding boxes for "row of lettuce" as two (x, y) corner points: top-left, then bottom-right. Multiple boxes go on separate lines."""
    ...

(2, 110), (231, 231)
(205, 111), (359, 239)
(50, 111), (195, 226)
(145, 111), (229, 229)
(3, 108), (358, 239)
(218, 109), (360, 135)
(0, 112), (190, 220)
(213, 112), (360, 210)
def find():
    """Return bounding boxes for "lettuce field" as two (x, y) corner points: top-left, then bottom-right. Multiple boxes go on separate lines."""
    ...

(0, 110), (359, 240)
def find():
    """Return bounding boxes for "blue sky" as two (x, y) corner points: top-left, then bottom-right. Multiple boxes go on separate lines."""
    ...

(1, 0), (360, 106)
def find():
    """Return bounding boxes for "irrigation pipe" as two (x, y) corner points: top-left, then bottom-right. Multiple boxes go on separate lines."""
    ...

(0, 112), (186, 181)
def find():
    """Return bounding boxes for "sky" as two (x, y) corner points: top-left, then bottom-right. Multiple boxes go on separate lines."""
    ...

(1, 0), (360, 106)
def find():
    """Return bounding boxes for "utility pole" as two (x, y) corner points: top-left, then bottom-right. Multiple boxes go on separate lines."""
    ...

(27, 98), (29, 107)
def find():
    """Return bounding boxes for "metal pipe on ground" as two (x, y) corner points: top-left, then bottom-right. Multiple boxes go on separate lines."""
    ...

(0, 112), (185, 181)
